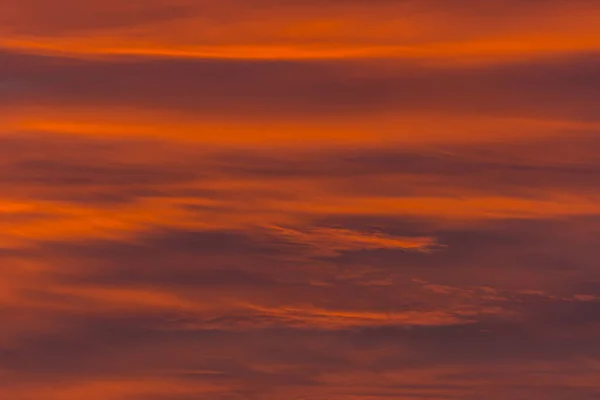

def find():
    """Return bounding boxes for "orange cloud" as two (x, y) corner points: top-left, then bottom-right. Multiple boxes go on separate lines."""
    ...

(2, 1), (600, 398)
(264, 226), (437, 256)
(2, 0), (600, 62)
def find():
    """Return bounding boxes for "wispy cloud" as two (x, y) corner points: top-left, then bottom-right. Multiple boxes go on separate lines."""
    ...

(2, 1), (600, 398)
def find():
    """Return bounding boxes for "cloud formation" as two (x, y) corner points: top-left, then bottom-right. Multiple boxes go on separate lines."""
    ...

(2, 0), (600, 61)
(2, 0), (600, 399)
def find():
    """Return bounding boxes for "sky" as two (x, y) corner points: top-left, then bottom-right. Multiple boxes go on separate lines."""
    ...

(2, 0), (600, 399)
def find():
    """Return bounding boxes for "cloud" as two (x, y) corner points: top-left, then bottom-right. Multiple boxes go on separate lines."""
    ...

(2, 2), (600, 397)
(1, 0), (599, 61)
(2, 132), (600, 252)
(0, 0), (193, 35)
(3, 50), (600, 124)
(263, 226), (438, 256)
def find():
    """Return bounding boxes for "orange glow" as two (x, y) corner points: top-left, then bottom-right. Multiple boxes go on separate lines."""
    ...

(2, 1), (600, 62)
(2, 0), (600, 399)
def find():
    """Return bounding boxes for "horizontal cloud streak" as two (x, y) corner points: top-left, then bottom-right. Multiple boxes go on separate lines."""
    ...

(3, 1), (600, 399)
(3, 50), (600, 123)
(2, 0), (600, 61)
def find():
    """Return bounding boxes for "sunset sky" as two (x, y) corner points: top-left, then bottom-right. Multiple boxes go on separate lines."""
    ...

(2, 1), (600, 399)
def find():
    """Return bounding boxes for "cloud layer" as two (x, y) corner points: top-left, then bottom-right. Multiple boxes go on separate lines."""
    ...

(2, 1), (600, 399)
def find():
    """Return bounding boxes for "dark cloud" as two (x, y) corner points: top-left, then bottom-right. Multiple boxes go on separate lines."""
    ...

(45, 230), (286, 288)
(3, 50), (600, 120)
(0, 1), (192, 35)
(3, 132), (600, 209)
(2, 308), (598, 399)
